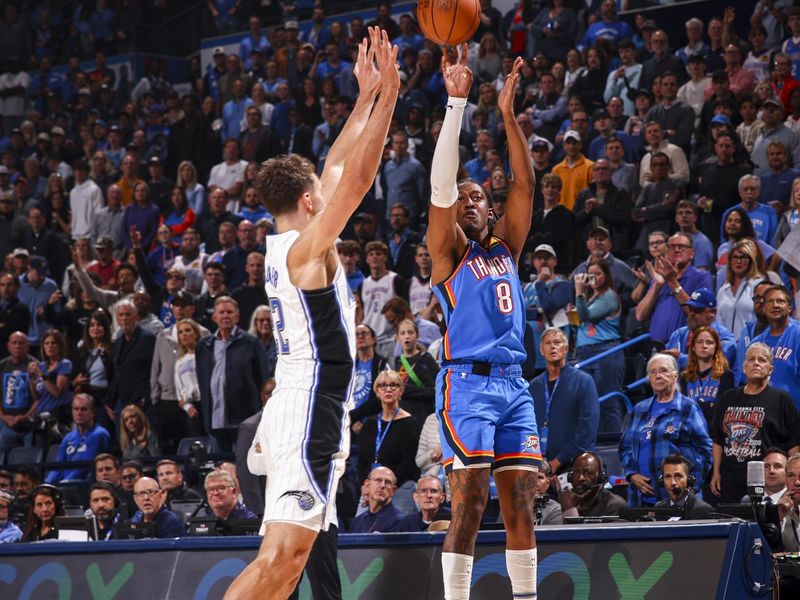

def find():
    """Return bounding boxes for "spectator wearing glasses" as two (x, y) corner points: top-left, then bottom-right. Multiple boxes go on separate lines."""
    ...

(752, 286), (800, 405)
(635, 233), (712, 345)
(349, 466), (404, 534)
(664, 287), (736, 368)
(356, 370), (420, 514)
(204, 469), (256, 525)
(397, 475), (448, 532)
(620, 353), (712, 507)
(716, 239), (766, 338)
(128, 476), (185, 538)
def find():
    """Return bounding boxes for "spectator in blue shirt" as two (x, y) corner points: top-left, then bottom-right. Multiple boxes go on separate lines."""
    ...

(752, 285), (800, 410)
(348, 466), (404, 533)
(620, 353), (713, 506)
(17, 256), (58, 350)
(45, 393), (110, 483)
(577, 0), (633, 51)
(300, 6), (331, 50)
(759, 141), (800, 211)
(239, 16), (271, 70)
(394, 14), (424, 55)
(31, 328), (72, 417)
(634, 233), (713, 344)
(222, 80), (254, 142)
(665, 288), (737, 368)
(314, 41), (354, 87)
(0, 490), (22, 543)
(129, 476), (185, 538)
(719, 174), (778, 246)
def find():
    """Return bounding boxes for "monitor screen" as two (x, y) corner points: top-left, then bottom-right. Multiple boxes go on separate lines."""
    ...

(618, 507), (685, 522)
(113, 521), (156, 539)
(188, 516), (219, 536)
(56, 515), (98, 541)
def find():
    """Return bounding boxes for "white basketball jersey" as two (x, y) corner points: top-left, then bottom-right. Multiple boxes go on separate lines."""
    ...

(264, 231), (356, 405)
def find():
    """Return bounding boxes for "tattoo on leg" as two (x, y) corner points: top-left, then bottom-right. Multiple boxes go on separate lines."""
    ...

(510, 473), (537, 513)
(445, 469), (490, 555)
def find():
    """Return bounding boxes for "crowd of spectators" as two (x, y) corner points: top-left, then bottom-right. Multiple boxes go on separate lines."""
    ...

(4, 0), (800, 545)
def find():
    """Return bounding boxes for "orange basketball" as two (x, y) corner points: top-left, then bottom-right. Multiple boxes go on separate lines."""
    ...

(417, 0), (482, 47)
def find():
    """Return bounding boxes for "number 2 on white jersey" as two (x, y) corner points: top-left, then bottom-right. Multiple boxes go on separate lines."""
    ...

(269, 298), (290, 354)
(496, 281), (514, 314)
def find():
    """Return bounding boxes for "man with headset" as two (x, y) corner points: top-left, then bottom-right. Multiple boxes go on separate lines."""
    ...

(88, 481), (123, 540)
(559, 452), (626, 519)
(654, 454), (714, 519)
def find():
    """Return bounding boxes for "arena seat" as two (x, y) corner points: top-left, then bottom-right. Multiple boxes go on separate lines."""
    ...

(7, 446), (44, 467)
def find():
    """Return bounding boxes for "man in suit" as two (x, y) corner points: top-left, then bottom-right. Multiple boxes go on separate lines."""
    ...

(109, 299), (156, 416)
(654, 454), (713, 519)
(195, 296), (268, 450)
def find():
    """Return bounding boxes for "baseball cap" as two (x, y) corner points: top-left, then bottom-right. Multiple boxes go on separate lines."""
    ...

(589, 226), (610, 238)
(564, 130), (581, 143)
(149, 103), (163, 113)
(12, 248), (29, 258)
(0, 166), (8, 175)
(710, 114), (732, 126)
(212, 46), (225, 56)
(36, 132), (50, 142)
(641, 19), (658, 31)
(50, 126), (65, 136)
(763, 97), (784, 111)
(531, 139), (549, 151)
(285, 20), (299, 30)
(353, 212), (372, 223)
(148, 156), (162, 166)
(684, 288), (716, 309)
(533, 244), (556, 257)
(28, 256), (48, 274)
(94, 235), (114, 249)
(171, 290), (195, 306)
(78, 88), (91, 96)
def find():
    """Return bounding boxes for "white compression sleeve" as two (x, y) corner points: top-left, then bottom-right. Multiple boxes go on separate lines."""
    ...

(430, 96), (467, 208)
(442, 551), (473, 600)
(506, 548), (538, 599)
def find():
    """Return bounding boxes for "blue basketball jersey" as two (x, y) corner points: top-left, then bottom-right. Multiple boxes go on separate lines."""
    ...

(432, 237), (526, 365)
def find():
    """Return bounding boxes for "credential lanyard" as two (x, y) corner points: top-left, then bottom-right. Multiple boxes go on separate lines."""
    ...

(541, 376), (560, 455)
(374, 408), (400, 465)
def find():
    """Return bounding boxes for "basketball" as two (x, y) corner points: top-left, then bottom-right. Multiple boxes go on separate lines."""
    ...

(417, 0), (482, 47)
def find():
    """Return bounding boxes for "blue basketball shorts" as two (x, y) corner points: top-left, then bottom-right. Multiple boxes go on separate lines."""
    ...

(436, 363), (542, 474)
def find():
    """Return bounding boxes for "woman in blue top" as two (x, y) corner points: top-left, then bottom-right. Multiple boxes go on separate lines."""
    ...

(574, 258), (625, 433)
(28, 329), (73, 424)
(679, 326), (734, 426)
(620, 353), (713, 507)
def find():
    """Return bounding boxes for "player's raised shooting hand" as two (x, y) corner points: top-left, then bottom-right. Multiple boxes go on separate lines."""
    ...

(441, 43), (472, 99)
(354, 32), (380, 99)
(498, 57), (522, 117)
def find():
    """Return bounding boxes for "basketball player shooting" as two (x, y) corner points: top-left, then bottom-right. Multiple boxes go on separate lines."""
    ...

(224, 28), (399, 600)
(427, 48), (540, 600)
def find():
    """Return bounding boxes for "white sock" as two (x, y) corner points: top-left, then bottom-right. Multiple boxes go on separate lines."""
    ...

(442, 552), (473, 600)
(506, 548), (538, 599)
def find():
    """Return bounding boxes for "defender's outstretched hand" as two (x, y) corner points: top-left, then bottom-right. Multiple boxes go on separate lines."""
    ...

(441, 44), (472, 99)
(498, 57), (523, 117)
(371, 27), (399, 93)
(353, 32), (380, 99)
